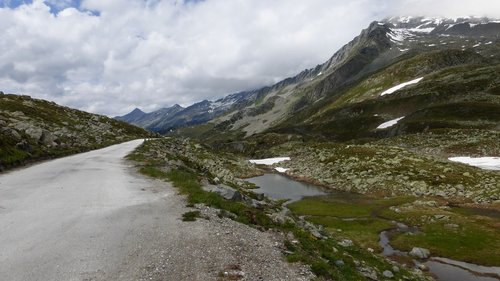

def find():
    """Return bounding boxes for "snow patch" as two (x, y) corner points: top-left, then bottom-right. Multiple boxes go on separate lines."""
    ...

(407, 27), (435, 33)
(210, 99), (236, 110)
(317, 72), (323, 76)
(376, 117), (405, 129)
(448, 157), (500, 171)
(380, 77), (424, 96)
(275, 167), (289, 173)
(388, 29), (412, 44)
(249, 157), (290, 165)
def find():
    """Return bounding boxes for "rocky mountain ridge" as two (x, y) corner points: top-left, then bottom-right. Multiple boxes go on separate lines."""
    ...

(172, 16), (500, 142)
(118, 16), (499, 140)
(116, 90), (255, 133)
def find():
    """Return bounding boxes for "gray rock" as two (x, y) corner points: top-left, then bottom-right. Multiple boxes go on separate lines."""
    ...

(15, 140), (32, 152)
(417, 263), (428, 271)
(25, 127), (43, 141)
(2, 128), (21, 140)
(338, 239), (353, 247)
(383, 270), (394, 278)
(40, 130), (56, 146)
(203, 184), (243, 201)
(358, 266), (378, 280)
(335, 260), (345, 266)
(409, 247), (430, 259)
(444, 223), (459, 229)
(433, 214), (449, 220)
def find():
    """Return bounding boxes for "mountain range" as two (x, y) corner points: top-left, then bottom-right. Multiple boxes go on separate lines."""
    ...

(116, 16), (500, 143)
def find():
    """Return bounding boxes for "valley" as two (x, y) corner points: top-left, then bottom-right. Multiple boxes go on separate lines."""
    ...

(1, 14), (499, 281)
(118, 16), (500, 281)
(127, 131), (499, 280)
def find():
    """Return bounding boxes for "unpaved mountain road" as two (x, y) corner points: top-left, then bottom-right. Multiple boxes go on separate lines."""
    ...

(0, 140), (311, 281)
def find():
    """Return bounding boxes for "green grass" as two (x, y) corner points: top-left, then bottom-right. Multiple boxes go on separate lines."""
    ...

(289, 198), (375, 218)
(309, 216), (393, 250)
(288, 195), (414, 251)
(139, 165), (272, 228)
(381, 205), (500, 266)
(391, 219), (500, 266)
(129, 138), (426, 281)
(291, 192), (500, 266)
(182, 210), (201, 221)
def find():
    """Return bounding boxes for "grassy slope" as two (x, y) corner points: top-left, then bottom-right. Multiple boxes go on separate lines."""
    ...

(0, 93), (152, 170)
(269, 50), (499, 141)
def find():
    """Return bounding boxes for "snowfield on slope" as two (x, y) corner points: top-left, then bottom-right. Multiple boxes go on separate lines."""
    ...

(275, 167), (290, 173)
(249, 157), (291, 165)
(449, 157), (500, 170)
(380, 77), (424, 96)
(376, 116), (405, 129)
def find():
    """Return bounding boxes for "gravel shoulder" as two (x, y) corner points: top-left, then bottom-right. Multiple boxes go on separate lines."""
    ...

(0, 139), (311, 281)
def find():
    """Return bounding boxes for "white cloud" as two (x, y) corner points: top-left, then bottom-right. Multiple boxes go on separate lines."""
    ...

(0, 0), (499, 116)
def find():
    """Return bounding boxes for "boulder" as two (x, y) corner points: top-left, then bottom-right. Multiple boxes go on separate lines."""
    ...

(335, 260), (345, 266)
(2, 128), (21, 140)
(383, 270), (394, 278)
(25, 127), (43, 141)
(15, 140), (32, 152)
(204, 184), (244, 202)
(40, 130), (56, 146)
(409, 247), (430, 259)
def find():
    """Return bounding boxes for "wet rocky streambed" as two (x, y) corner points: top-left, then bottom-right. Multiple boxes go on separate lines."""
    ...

(247, 173), (500, 281)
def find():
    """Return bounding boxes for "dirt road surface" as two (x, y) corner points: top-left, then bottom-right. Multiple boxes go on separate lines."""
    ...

(0, 140), (311, 281)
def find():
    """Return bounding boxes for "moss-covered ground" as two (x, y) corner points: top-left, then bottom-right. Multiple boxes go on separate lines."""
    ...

(289, 193), (500, 267)
(128, 138), (426, 281)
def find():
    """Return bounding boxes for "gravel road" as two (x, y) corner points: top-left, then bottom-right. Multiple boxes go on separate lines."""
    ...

(0, 139), (311, 281)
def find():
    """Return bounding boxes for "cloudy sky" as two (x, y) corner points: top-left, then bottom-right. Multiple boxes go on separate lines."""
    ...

(1, 0), (499, 116)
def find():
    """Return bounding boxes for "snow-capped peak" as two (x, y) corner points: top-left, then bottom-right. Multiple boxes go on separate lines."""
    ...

(381, 16), (500, 45)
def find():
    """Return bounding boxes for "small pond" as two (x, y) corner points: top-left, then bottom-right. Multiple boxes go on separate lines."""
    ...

(246, 173), (327, 203)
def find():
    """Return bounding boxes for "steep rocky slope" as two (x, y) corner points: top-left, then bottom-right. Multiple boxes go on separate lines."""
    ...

(172, 16), (499, 143)
(0, 92), (152, 171)
(119, 17), (499, 141)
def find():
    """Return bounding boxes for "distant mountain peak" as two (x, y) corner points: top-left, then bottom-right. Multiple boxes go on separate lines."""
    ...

(131, 108), (145, 114)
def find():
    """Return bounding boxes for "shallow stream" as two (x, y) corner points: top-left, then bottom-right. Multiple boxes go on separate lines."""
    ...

(247, 173), (500, 281)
